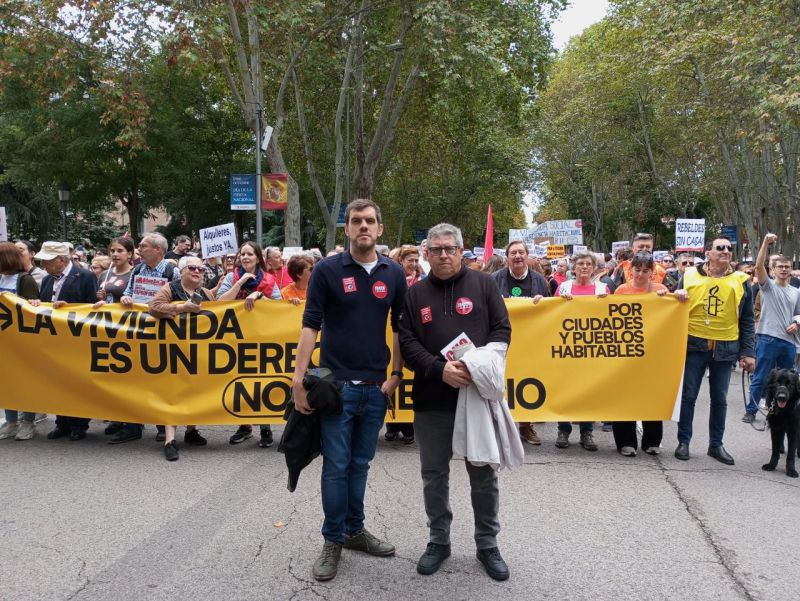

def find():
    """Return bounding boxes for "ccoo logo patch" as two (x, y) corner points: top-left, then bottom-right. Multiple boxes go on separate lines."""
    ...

(455, 297), (473, 315)
(420, 306), (432, 324)
(372, 281), (388, 299)
(342, 277), (357, 293)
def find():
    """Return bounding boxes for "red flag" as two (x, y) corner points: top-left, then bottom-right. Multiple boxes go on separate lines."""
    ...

(482, 204), (494, 265)
(123, 231), (131, 239)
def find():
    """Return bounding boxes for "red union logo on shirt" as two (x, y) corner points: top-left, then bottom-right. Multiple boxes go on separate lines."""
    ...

(455, 297), (473, 315)
(372, 281), (388, 299)
(342, 277), (357, 293)
(420, 306), (432, 323)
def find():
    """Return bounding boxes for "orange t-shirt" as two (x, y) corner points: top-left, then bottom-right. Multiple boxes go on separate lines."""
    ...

(280, 282), (306, 301)
(614, 282), (668, 295)
(619, 260), (666, 284)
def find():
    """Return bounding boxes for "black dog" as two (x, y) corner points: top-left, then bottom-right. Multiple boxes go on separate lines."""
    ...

(762, 368), (800, 478)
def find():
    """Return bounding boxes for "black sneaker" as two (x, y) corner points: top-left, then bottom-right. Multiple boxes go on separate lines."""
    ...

(184, 429), (207, 446)
(164, 441), (179, 461)
(155, 425), (166, 442)
(108, 429), (142, 445)
(476, 547), (510, 581)
(259, 429), (273, 448)
(104, 422), (124, 436)
(229, 425), (253, 445)
(416, 542), (451, 575)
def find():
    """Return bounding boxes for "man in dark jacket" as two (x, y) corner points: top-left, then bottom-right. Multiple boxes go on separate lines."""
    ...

(674, 237), (755, 465)
(35, 241), (99, 440)
(490, 240), (548, 446)
(399, 222), (513, 581)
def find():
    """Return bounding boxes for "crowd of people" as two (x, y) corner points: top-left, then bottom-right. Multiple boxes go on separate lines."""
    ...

(1, 200), (797, 582)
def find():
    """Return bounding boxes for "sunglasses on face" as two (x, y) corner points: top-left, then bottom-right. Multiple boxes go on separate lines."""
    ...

(714, 245), (732, 252)
(183, 265), (203, 273)
(681, 261), (693, 266)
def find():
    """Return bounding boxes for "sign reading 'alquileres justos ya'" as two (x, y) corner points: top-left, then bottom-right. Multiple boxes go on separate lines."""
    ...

(0, 294), (688, 424)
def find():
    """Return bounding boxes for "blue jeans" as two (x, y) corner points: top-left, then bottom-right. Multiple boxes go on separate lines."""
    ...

(677, 351), (733, 447)
(746, 335), (796, 414)
(4, 410), (35, 422)
(557, 422), (593, 434)
(319, 382), (386, 544)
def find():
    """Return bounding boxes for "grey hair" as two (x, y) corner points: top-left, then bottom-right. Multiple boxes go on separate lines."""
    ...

(593, 252), (606, 268)
(573, 250), (597, 267)
(178, 255), (202, 270)
(427, 223), (463, 249)
(141, 233), (168, 254)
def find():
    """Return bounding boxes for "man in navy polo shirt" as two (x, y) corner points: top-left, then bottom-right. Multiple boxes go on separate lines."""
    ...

(291, 198), (407, 582)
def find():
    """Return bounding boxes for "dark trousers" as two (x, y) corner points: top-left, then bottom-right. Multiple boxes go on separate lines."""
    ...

(415, 410), (500, 550)
(612, 421), (662, 451)
(55, 415), (90, 432)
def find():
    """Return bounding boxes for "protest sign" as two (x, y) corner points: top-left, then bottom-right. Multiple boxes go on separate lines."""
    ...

(532, 243), (549, 258)
(675, 219), (705, 251)
(611, 241), (630, 255)
(131, 275), (168, 304)
(510, 219), (583, 246)
(0, 295), (688, 424)
(200, 223), (237, 259)
(0, 207), (7, 242)
(572, 245), (588, 253)
(546, 245), (567, 259)
(281, 247), (304, 260)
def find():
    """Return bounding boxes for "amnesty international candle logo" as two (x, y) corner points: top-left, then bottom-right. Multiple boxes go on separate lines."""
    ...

(706, 285), (722, 317)
(551, 302), (645, 359)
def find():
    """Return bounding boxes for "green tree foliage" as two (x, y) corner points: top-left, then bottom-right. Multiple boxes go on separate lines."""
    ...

(536, 0), (800, 256)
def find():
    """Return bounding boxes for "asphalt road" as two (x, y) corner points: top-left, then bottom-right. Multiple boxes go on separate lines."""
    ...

(2, 370), (798, 601)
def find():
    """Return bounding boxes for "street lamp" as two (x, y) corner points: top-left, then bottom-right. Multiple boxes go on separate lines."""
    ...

(57, 182), (70, 242)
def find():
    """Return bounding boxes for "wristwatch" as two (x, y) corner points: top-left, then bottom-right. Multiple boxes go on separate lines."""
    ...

(391, 370), (403, 378)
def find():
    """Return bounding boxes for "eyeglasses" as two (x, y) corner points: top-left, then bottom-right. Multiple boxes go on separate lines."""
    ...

(662, 259), (674, 263)
(714, 245), (732, 252)
(680, 261), (693, 266)
(428, 246), (459, 257)
(183, 265), (203, 273)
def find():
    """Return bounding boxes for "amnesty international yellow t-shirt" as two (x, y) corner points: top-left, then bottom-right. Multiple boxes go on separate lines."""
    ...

(684, 267), (749, 341)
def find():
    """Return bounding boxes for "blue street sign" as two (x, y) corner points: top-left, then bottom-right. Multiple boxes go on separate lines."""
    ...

(329, 204), (347, 227)
(230, 174), (257, 211)
(414, 229), (427, 244)
(721, 225), (738, 244)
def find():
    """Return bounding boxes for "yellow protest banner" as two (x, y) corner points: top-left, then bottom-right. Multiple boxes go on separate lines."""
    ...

(546, 244), (567, 258)
(0, 294), (687, 424)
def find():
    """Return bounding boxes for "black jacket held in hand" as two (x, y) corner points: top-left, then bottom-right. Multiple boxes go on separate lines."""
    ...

(278, 369), (343, 492)
(399, 265), (511, 413)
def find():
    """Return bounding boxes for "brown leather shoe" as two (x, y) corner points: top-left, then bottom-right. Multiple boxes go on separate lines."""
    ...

(519, 423), (541, 446)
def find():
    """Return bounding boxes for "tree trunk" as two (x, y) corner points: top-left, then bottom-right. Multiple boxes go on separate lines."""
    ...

(122, 190), (140, 241)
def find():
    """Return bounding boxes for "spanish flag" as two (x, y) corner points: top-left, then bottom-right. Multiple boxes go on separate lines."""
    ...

(262, 173), (288, 210)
